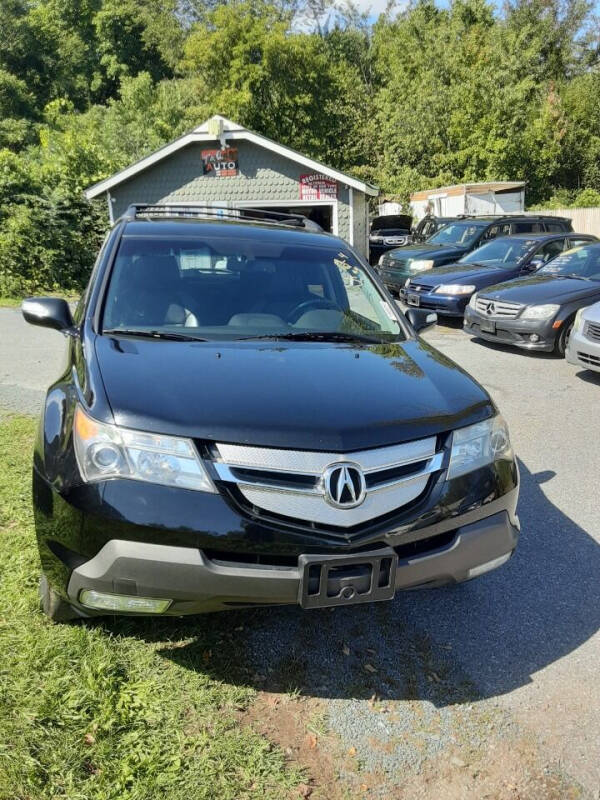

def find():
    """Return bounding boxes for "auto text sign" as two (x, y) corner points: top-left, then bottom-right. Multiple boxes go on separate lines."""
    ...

(300, 174), (337, 200)
(202, 147), (239, 177)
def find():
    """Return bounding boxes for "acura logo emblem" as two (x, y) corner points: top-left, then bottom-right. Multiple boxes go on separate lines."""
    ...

(323, 462), (366, 508)
(486, 301), (496, 315)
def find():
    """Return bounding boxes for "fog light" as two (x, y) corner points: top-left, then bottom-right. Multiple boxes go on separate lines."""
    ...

(467, 552), (512, 579)
(529, 334), (540, 342)
(79, 590), (172, 613)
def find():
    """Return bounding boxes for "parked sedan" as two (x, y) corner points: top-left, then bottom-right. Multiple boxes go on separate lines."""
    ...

(464, 241), (600, 355)
(567, 301), (600, 373)
(400, 233), (597, 317)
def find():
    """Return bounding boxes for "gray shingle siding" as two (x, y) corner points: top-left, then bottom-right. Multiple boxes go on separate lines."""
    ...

(109, 140), (368, 255)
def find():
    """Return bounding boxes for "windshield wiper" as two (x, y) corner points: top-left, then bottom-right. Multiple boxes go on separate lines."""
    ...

(102, 328), (209, 341)
(236, 331), (384, 343)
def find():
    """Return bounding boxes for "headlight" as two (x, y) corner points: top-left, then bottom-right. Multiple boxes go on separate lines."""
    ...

(573, 307), (585, 331)
(73, 406), (216, 492)
(378, 255), (385, 266)
(447, 415), (513, 480)
(468, 292), (478, 309)
(404, 278), (411, 288)
(520, 304), (560, 320)
(410, 259), (435, 272)
(383, 236), (406, 245)
(433, 284), (476, 296)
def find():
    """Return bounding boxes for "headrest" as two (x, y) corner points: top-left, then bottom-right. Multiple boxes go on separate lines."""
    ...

(128, 255), (180, 287)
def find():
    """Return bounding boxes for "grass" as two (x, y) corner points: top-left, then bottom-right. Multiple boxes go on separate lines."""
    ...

(0, 415), (303, 800)
(0, 292), (80, 308)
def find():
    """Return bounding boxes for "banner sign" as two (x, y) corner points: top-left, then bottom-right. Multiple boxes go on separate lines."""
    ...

(201, 147), (239, 177)
(300, 173), (337, 200)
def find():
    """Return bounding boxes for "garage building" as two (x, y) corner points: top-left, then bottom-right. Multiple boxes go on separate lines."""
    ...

(84, 115), (378, 257)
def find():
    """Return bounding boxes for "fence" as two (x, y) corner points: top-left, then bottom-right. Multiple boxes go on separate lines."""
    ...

(528, 207), (600, 236)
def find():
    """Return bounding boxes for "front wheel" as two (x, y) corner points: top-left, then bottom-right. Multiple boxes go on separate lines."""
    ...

(39, 574), (81, 622)
(554, 318), (574, 357)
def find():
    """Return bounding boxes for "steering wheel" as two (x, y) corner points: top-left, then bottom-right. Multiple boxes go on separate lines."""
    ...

(286, 297), (340, 323)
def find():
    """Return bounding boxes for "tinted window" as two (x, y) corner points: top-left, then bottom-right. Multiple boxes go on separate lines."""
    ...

(546, 221), (567, 232)
(102, 235), (405, 342)
(538, 244), (600, 280)
(513, 221), (542, 233)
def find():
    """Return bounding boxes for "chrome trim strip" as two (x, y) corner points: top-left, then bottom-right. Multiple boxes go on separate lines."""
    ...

(215, 437), (437, 475)
(214, 451), (444, 496)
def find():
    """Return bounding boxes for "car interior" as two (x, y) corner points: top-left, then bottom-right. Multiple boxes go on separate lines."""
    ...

(102, 238), (402, 340)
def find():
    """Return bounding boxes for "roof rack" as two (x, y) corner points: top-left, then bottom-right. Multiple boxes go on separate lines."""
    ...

(121, 204), (307, 228)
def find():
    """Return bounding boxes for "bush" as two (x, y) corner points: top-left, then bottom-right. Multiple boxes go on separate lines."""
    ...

(0, 190), (107, 296)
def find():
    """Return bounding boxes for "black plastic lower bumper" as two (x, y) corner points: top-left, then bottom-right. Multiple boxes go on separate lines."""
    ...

(65, 510), (519, 615)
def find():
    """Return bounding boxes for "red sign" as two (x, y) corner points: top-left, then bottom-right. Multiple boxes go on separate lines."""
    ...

(202, 147), (238, 177)
(300, 173), (337, 200)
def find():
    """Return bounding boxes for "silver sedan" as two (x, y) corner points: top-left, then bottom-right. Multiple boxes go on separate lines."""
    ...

(567, 301), (600, 372)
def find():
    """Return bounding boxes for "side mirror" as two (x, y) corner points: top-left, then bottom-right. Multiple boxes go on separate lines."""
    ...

(22, 297), (75, 333)
(405, 307), (437, 332)
(524, 258), (544, 272)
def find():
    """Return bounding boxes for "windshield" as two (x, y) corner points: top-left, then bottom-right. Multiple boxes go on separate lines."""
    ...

(538, 244), (600, 280)
(427, 222), (486, 247)
(102, 235), (406, 342)
(460, 238), (535, 265)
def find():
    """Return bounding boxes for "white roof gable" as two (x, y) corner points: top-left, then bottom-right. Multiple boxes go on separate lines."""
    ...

(84, 115), (378, 199)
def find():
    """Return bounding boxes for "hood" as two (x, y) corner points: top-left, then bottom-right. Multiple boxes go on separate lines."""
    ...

(479, 275), (600, 305)
(94, 335), (494, 452)
(371, 214), (412, 232)
(413, 262), (513, 284)
(387, 243), (467, 262)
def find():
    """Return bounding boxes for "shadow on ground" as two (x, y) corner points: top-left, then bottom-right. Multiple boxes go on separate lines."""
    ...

(103, 458), (600, 708)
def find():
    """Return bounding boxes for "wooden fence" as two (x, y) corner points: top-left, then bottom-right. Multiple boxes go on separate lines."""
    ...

(528, 207), (600, 236)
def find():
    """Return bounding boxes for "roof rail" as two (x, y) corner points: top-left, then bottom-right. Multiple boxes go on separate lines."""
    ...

(120, 204), (307, 228)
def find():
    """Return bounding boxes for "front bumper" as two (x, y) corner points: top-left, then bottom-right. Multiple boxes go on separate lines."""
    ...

(567, 327), (600, 372)
(400, 289), (469, 317)
(463, 308), (557, 351)
(66, 510), (519, 615)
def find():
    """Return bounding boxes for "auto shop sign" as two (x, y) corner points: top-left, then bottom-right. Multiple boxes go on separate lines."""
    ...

(300, 173), (337, 200)
(202, 147), (239, 177)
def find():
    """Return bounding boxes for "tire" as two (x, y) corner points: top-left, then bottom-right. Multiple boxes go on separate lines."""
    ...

(39, 574), (81, 622)
(554, 318), (574, 357)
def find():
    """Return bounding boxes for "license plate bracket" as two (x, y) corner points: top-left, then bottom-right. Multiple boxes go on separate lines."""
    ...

(298, 549), (398, 609)
(407, 293), (421, 307)
(480, 319), (496, 334)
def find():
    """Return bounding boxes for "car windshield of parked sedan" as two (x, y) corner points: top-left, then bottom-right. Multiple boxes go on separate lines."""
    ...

(426, 222), (487, 247)
(537, 244), (600, 280)
(102, 235), (406, 342)
(460, 237), (535, 266)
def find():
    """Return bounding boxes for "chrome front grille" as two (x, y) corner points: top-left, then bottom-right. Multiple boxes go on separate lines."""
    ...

(408, 282), (435, 293)
(381, 256), (407, 270)
(585, 321), (600, 343)
(211, 438), (444, 528)
(475, 297), (523, 319)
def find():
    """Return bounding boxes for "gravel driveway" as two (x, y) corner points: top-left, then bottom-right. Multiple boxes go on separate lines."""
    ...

(1, 307), (599, 798)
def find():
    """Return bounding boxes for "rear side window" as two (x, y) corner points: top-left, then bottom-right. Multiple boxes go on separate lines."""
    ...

(546, 221), (567, 232)
(513, 221), (543, 233)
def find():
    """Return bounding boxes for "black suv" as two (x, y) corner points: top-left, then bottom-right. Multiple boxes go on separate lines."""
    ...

(377, 215), (573, 293)
(368, 214), (413, 264)
(23, 205), (519, 621)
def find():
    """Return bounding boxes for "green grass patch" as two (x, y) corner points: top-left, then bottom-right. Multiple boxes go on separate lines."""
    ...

(0, 292), (80, 309)
(0, 415), (302, 800)
(0, 296), (22, 308)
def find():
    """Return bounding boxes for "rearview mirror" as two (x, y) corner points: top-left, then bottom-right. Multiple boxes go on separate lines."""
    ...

(405, 308), (437, 332)
(22, 297), (74, 333)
